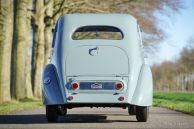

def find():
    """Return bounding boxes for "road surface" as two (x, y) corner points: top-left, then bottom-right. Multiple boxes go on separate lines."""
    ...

(0, 107), (194, 129)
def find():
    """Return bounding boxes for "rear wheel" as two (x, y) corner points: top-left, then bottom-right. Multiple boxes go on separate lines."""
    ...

(46, 105), (58, 122)
(136, 106), (149, 122)
(128, 105), (136, 115)
(57, 106), (67, 116)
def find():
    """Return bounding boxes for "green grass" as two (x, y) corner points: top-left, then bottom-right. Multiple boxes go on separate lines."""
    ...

(153, 92), (194, 115)
(0, 98), (42, 115)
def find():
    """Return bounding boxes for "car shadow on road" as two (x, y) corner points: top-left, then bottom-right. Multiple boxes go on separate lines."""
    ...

(0, 114), (135, 124)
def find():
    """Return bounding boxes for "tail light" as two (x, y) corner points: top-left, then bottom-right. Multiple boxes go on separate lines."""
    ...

(116, 83), (123, 90)
(71, 83), (79, 90)
(68, 96), (74, 101)
(118, 96), (125, 101)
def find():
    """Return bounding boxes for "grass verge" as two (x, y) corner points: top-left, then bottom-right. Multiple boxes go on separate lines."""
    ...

(153, 92), (194, 115)
(0, 98), (42, 115)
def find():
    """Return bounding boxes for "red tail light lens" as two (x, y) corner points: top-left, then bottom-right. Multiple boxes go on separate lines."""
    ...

(118, 96), (125, 101)
(116, 83), (123, 90)
(71, 83), (79, 89)
(68, 96), (74, 101)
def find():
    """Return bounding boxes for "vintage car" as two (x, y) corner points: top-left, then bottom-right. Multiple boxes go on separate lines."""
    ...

(42, 14), (153, 122)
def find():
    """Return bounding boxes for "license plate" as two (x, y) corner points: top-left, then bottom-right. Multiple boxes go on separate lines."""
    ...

(79, 82), (115, 90)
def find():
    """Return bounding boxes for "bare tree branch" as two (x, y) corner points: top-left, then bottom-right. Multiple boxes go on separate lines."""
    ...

(52, 0), (66, 20)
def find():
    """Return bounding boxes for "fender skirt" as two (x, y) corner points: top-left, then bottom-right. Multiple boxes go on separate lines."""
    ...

(42, 64), (65, 105)
(131, 64), (153, 106)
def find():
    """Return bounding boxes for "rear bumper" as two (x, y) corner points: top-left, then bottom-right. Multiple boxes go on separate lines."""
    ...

(53, 103), (130, 109)
(65, 92), (128, 104)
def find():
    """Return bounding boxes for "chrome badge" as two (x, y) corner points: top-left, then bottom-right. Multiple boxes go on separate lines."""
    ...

(91, 83), (102, 89)
(89, 46), (99, 56)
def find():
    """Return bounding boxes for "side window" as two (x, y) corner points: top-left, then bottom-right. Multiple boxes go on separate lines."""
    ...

(52, 22), (58, 48)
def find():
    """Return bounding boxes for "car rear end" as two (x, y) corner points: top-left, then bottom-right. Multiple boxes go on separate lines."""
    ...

(43, 14), (152, 122)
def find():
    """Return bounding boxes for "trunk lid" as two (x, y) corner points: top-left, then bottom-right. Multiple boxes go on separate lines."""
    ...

(65, 45), (129, 76)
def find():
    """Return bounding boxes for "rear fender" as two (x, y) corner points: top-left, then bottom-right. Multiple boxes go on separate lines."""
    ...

(42, 64), (65, 105)
(130, 64), (153, 106)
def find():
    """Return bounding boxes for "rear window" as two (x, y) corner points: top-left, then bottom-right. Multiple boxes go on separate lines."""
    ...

(72, 26), (123, 40)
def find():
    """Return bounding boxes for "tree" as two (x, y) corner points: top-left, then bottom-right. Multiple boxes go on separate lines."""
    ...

(152, 37), (194, 92)
(0, 0), (13, 103)
(32, 0), (46, 97)
(24, 0), (33, 98)
(13, 0), (33, 99)
(44, 0), (53, 65)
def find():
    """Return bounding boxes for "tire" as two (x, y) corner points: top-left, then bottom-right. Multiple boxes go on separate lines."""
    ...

(136, 106), (149, 122)
(57, 106), (67, 116)
(46, 105), (58, 122)
(128, 105), (136, 115)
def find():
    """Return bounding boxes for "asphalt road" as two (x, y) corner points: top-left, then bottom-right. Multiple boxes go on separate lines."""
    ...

(0, 107), (194, 129)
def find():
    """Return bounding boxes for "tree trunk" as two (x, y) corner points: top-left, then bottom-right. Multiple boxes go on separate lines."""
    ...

(44, 0), (53, 66)
(25, 0), (33, 98)
(0, 0), (13, 103)
(13, 0), (33, 99)
(33, 0), (45, 97)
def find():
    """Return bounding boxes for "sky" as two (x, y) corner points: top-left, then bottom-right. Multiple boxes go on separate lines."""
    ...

(149, 0), (194, 65)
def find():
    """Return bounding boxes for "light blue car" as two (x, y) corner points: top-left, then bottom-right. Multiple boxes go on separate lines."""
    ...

(42, 14), (153, 122)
